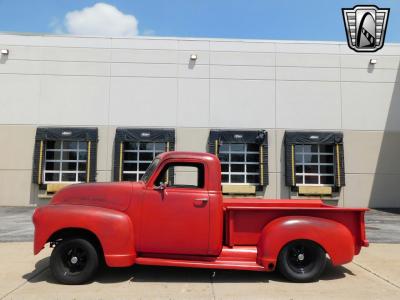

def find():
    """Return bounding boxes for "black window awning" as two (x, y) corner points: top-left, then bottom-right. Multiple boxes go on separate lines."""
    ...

(115, 128), (175, 143)
(208, 130), (267, 144)
(35, 127), (98, 141)
(284, 131), (343, 145)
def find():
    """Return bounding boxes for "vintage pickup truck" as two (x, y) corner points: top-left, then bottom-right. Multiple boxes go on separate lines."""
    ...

(33, 151), (368, 284)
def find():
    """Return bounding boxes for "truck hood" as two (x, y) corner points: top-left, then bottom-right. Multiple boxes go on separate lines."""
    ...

(50, 181), (144, 212)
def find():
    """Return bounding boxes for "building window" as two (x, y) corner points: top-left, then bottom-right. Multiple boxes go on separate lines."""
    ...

(284, 131), (345, 189)
(294, 144), (335, 186)
(32, 127), (98, 186)
(43, 141), (88, 183)
(208, 130), (268, 192)
(122, 142), (166, 181)
(114, 128), (175, 181)
(219, 143), (260, 184)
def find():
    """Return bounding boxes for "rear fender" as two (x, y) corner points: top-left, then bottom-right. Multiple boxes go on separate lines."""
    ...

(257, 216), (354, 269)
(33, 205), (136, 267)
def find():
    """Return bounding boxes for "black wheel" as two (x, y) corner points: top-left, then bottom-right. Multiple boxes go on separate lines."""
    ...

(278, 240), (326, 283)
(50, 238), (99, 284)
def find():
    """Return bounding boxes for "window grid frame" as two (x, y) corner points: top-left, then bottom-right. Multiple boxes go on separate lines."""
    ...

(219, 143), (260, 185)
(122, 142), (165, 181)
(295, 144), (335, 186)
(43, 140), (87, 184)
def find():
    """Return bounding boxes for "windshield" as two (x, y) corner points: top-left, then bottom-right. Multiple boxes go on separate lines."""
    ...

(140, 158), (160, 183)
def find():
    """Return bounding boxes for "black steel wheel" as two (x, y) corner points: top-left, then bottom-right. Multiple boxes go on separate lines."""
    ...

(278, 240), (326, 282)
(50, 238), (99, 284)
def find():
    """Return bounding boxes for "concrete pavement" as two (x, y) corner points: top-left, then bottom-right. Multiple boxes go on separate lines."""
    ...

(0, 243), (399, 299)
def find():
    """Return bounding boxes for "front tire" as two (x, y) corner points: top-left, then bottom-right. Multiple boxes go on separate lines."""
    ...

(50, 238), (99, 284)
(278, 240), (326, 283)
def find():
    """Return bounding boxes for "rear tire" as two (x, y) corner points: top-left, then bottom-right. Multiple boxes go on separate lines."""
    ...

(278, 240), (326, 283)
(50, 238), (99, 284)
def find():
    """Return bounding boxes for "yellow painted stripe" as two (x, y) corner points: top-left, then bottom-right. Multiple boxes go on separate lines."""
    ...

(119, 142), (123, 181)
(38, 140), (44, 185)
(165, 142), (170, 182)
(86, 141), (91, 183)
(291, 144), (295, 185)
(336, 144), (341, 186)
(259, 144), (264, 186)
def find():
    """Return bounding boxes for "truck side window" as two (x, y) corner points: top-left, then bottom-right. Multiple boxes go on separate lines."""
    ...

(155, 163), (205, 189)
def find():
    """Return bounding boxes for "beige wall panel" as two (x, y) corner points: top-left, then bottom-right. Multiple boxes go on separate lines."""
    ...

(276, 53), (340, 67)
(261, 172), (278, 199)
(344, 131), (382, 174)
(210, 65), (275, 80)
(175, 128), (209, 152)
(177, 79), (210, 127)
(39, 76), (109, 126)
(277, 174), (291, 199)
(342, 82), (400, 131)
(0, 125), (35, 170)
(266, 129), (278, 173)
(111, 62), (176, 77)
(96, 170), (112, 183)
(109, 77), (177, 127)
(0, 74), (41, 124)
(210, 51), (275, 66)
(0, 170), (32, 206)
(344, 173), (400, 208)
(96, 126), (113, 172)
(210, 79), (275, 128)
(274, 129), (286, 173)
(276, 81), (341, 129)
(276, 67), (340, 81)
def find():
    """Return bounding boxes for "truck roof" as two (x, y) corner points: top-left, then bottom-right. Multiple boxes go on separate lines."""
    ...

(158, 151), (219, 162)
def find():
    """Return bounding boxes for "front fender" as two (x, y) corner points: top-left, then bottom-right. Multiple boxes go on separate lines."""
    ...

(33, 204), (136, 267)
(257, 216), (354, 269)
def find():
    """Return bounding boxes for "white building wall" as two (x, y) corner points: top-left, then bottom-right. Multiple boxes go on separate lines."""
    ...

(0, 34), (399, 207)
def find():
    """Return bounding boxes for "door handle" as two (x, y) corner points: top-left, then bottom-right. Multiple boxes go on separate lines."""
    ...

(194, 198), (208, 202)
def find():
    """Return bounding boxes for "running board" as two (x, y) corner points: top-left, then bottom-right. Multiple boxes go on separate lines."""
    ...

(136, 246), (266, 272)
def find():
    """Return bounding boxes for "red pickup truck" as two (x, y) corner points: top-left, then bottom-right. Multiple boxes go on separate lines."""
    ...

(33, 151), (368, 284)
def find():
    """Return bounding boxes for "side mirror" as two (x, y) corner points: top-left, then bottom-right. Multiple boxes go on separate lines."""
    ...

(154, 182), (166, 191)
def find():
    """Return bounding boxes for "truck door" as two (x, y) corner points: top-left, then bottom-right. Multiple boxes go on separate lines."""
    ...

(139, 161), (210, 255)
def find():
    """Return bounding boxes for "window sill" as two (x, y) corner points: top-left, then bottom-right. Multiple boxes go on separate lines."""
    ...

(222, 184), (256, 195)
(298, 185), (332, 196)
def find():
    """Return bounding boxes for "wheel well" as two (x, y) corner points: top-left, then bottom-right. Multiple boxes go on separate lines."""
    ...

(279, 239), (327, 256)
(47, 228), (104, 258)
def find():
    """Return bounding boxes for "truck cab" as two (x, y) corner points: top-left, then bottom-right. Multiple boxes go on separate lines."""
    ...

(33, 151), (368, 284)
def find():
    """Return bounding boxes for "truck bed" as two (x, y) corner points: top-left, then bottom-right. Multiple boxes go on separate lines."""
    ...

(223, 198), (368, 254)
